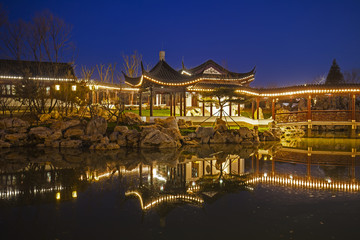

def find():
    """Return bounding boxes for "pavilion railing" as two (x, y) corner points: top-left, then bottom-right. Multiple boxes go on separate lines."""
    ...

(275, 110), (360, 123)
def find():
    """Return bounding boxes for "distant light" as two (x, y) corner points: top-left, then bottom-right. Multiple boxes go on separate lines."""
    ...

(160, 185), (164, 191)
(72, 191), (77, 198)
(56, 192), (61, 200)
(264, 173), (268, 177)
(72, 85), (77, 91)
(219, 179), (223, 184)
(192, 181), (196, 186)
(289, 175), (293, 179)
(55, 85), (60, 91)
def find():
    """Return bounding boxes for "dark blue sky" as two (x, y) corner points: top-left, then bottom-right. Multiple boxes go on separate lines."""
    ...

(2, 0), (360, 87)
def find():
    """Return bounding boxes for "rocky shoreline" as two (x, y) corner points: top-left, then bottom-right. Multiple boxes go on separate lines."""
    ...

(0, 113), (281, 149)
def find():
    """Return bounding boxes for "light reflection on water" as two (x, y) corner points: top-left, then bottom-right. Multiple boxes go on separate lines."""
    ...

(0, 141), (360, 239)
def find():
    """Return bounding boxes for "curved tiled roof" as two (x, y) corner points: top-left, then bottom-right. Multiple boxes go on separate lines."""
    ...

(183, 59), (255, 79)
(0, 59), (75, 78)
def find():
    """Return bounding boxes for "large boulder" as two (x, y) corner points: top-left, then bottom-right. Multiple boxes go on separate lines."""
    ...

(114, 125), (129, 134)
(59, 139), (82, 148)
(120, 112), (142, 125)
(64, 128), (85, 139)
(140, 129), (177, 148)
(126, 129), (140, 148)
(0, 118), (29, 133)
(195, 127), (215, 139)
(155, 117), (179, 130)
(51, 119), (81, 131)
(238, 127), (254, 139)
(29, 127), (53, 140)
(86, 116), (107, 135)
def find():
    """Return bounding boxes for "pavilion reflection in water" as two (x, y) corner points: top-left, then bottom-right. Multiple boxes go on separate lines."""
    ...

(1, 144), (359, 208)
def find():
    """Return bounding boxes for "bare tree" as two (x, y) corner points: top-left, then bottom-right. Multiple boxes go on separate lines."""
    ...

(0, 9), (74, 62)
(28, 10), (74, 62)
(0, 19), (28, 60)
(344, 69), (360, 83)
(122, 50), (142, 77)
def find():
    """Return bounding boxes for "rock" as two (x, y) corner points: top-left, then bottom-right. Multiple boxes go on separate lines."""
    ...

(177, 119), (187, 127)
(107, 143), (120, 150)
(0, 118), (30, 133)
(210, 131), (226, 144)
(183, 139), (200, 145)
(117, 135), (127, 147)
(48, 130), (63, 141)
(0, 140), (11, 148)
(155, 117), (179, 130)
(238, 127), (253, 139)
(120, 112), (142, 125)
(100, 136), (109, 145)
(60, 139), (82, 148)
(140, 130), (177, 148)
(160, 127), (183, 142)
(114, 125), (129, 134)
(187, 132), (197, 139)
(29, 127), (53, 139)
(259, 130), (277, 141)
(64, 128), (84, 139)
(195, 127), (215, 139)
(126, 129), (140, 147)
(86, 116), (107, 135)
(4, 133), (27, 142)
(109, 132), (119, 142)
(51, 119), (81, 131)
(214, 123), (227, 133)
(186, 120), (193, 126)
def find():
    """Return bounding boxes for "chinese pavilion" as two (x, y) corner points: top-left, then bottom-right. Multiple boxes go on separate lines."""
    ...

(123, 51), (255, 116)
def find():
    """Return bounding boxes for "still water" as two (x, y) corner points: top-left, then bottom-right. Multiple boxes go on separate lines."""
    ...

(1, 139), (360, 239)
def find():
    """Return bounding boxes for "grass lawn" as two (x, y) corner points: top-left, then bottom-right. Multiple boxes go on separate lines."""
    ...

(125, 109), (171, 116)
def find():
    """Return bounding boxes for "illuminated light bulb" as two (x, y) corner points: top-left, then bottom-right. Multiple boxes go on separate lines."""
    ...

(56, 192), (61, 200)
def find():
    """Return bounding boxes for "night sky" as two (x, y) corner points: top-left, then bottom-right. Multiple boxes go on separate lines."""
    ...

(2, 0), (360, 87)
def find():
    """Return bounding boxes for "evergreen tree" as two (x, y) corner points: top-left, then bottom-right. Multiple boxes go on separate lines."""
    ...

(325, 59), (344, 85)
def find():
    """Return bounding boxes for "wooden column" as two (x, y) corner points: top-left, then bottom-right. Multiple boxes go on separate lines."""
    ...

(202, 101), (205, 116)
(183, 90), (187, 116)
(238, 103), (241, 116)
(180, 92), (183, 116)
(307, 147), (312, 179)
(352, 94), (356, 121)
(272, 99), (275, 121)
(139, 91), (142, 116)
(229, 101), (232, 116)
(150, 87), (153, 117)
(210, 103), (213, 116)
(256, 98), (260, 119)
(307, 95), (312, 120)
(173, 93), (176, 116)
(251, 100), (255, 119)
(170, 93), (173, 116)
(307, 95), (312, 137)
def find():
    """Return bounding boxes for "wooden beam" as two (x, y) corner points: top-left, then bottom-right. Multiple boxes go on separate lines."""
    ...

(352, 94), (356, 121)
(229, 101), (232, 116)
(202, 101), (205, 116)
(251, 100), (255, 119)
(180, 92), (183, 116)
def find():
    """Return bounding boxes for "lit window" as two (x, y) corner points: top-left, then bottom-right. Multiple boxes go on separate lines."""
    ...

(72, 85), (77, 91)
(6, 85), (11, 95)
(55, 85), (60, 91)
(11, 85), (15, 95)
(46, 86), (51, 95)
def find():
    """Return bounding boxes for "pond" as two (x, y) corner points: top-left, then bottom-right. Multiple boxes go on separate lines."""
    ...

(1, 140), (360, 239)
